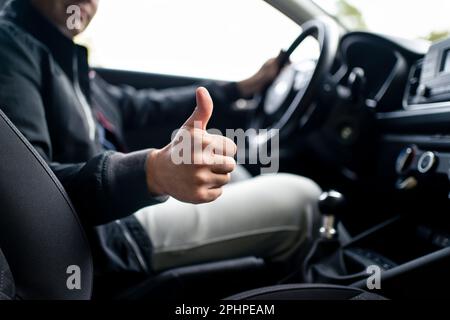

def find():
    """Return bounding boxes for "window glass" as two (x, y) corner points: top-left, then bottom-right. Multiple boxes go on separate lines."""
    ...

(76, 0), (301, 81)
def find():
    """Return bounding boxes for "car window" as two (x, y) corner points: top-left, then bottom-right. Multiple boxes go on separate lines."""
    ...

(76, 0), (301, 81)
(311, 0), (450, 42)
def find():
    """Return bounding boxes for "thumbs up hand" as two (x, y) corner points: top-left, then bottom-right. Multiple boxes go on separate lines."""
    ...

(146, 87), (237, 204)
(183, 86), (214, 130)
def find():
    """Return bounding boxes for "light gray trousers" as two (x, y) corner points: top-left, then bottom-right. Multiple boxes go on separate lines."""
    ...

(135, 169), (321, 272)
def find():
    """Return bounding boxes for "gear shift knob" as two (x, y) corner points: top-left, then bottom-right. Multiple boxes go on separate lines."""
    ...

(318, 190), (345, 239)
(318, 190), (345, 216)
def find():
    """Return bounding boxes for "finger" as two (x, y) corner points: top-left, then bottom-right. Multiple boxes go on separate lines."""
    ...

(206, 188), (223, 202)
(191, 187), (223, 204)
(203, 134), (237, 157)
(207, 173), (231, 188)
(210, 155), (236, 174)
(183, 87), (214, 130)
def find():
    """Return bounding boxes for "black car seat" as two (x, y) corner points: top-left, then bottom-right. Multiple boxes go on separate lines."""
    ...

(0, 109), (385, 300)
(0, 110), (93, 299)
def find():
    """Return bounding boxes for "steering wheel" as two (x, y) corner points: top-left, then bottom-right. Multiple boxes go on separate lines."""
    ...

(248, 19), (339, 148)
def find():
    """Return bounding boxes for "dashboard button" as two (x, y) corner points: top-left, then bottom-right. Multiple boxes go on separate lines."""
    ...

(417, 151), (437, 173)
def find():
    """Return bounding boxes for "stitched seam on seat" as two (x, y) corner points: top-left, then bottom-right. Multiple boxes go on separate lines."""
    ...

(153, 225), (301, 253)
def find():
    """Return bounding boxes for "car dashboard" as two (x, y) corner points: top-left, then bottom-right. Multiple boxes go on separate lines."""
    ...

(330, 32), (450, 204)
(326, 32), (450, 240)
(335, 32), (427, 112)
(297, 32), (450, 298)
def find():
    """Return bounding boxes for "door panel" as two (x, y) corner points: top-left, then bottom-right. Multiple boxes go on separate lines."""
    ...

(96, 68), (201, 149)
(95, 68), (248, 150)
(95, 68), (207, 90)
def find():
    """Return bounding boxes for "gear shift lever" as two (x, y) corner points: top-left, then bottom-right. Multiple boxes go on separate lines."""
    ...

(318, 190), (345, 239)
(299, 191), (346, 283)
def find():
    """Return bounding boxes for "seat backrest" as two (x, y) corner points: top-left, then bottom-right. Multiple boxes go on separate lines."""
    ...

(0, 110), (93, 300)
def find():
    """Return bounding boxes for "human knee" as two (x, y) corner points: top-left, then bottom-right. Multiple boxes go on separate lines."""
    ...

(271, 173), (321, 206)
(254, 173), (321, 225)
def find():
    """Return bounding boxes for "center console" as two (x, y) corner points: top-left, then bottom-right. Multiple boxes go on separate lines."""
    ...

(302, 38), (450, 299)
(304, 203), (450, 299)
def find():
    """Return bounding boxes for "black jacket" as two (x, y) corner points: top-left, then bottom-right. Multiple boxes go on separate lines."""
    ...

(0, 0), (241, 226)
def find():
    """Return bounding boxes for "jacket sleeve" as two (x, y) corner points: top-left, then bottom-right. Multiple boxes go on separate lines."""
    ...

(91, 74), (242, 132)
(49, 150), (167, 226)
(0, 24), (165, 226)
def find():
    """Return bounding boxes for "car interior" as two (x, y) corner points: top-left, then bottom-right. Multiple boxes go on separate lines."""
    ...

(2, 0), (450, 301)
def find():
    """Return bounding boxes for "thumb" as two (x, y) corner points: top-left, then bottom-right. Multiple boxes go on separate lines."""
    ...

(183, 87), (213, 130)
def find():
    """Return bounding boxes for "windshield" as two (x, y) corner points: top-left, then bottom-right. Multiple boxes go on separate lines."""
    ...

(311, 0), (450, 42)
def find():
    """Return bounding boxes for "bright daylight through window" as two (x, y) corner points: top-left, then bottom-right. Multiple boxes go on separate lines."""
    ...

(76, 0), (301, 81)
(311, 0), (450, 42)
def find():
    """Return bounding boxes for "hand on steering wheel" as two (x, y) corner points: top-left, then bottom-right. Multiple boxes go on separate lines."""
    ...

(248, 19), (340, 147)
(236, 51), (290, 99)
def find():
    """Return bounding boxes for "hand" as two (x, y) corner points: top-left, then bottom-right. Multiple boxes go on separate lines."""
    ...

(146, 87), (237, 204)
(237, 51), (287, 98)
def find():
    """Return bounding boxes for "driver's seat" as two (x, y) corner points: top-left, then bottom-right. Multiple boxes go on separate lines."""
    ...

(0, 110), (93, 299)
(0, 109), (384, 300)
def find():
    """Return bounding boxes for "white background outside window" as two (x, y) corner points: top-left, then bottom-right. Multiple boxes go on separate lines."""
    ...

(76, 0), (301, 81)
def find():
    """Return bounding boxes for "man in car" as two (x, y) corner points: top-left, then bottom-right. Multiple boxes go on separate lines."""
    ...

(0, 0), (321, 276)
